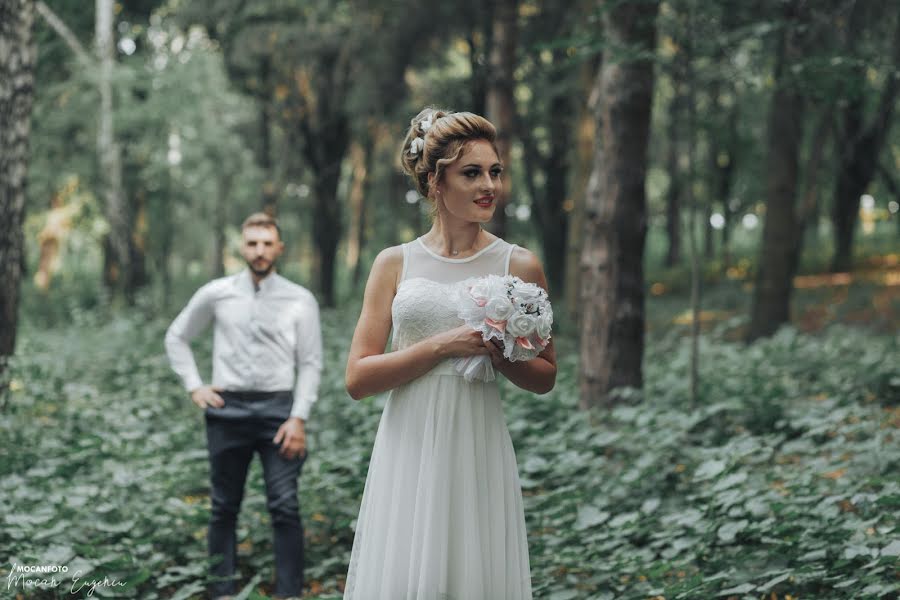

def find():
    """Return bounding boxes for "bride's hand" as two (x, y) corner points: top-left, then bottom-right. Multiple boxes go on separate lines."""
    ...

(485, 339), (506, 368)
(432, 325), (491, 359)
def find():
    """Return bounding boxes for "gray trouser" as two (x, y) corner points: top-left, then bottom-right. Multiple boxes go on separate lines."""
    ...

(204, 390), (304, 597)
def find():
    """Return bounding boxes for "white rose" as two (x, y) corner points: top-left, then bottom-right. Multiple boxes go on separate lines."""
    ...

(536, 311), (552, 340)
(507, 312), (537, 337)
(516, 283), (544, 299)
(468, 282), (491, 306)
(485, 297), (515, 321)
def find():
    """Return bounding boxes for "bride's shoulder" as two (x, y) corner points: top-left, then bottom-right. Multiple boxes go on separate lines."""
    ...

(373, 244), (404, 268)
(369, 244), (405, 286)
(508, 245), (546, 284)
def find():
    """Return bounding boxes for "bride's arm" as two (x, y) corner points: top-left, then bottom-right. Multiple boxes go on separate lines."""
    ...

(345, 247), (490, 400)
(487, 248), (558, 394)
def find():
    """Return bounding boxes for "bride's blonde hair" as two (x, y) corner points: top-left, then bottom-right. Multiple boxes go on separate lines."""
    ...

(400, 107), (499, 203)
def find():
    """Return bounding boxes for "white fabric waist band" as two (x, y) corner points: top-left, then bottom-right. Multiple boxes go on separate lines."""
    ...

(428, 360), (463, 377)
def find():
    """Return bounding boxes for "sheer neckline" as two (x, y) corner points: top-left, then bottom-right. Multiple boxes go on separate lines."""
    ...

(416, 236), (503, 264)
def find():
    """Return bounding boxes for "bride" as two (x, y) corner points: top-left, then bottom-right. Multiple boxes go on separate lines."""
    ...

(343, 107), (557, 600)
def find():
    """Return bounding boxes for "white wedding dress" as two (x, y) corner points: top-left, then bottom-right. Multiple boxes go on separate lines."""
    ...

(344, 237), (533, 600)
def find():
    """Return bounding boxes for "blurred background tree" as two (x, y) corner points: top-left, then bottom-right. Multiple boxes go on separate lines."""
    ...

(0, 0), (36, 378)
(3, 0), (898, 398)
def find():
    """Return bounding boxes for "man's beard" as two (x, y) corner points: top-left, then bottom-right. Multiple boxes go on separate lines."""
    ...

(246, 258), (275, 278)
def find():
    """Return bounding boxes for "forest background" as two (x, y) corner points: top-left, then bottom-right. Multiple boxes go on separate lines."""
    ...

(0, 0), (898, 598)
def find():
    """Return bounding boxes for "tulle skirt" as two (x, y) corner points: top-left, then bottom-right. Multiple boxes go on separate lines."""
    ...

(344, 363), (532, 600)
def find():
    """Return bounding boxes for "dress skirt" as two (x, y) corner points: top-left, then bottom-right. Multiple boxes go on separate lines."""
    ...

(344, 363), (532, 600)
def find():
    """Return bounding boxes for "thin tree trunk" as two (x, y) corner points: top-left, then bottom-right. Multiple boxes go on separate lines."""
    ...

(213, 172), (230, 278)
(665, 77), (683, 268)
(0, 0), (35, 377)
(579, 0), (658, 410)
(703, 201), (714, 258)
(719, 104), (738, 271)
(747, 2), (807, 341)
(257, 55), (278, 215)
(346, 141), (367, 288)
(684, 4), (701, 406)
(159, 178), (174, 312)
(95, 0), (131, 301)
(486, 0), (517, 239)
(313, 175), (340, 306)
(876, 162), (900, 237)
(798, 107), (832, 255)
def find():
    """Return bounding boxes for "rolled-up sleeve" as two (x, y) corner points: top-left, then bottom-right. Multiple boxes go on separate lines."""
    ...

(165, 284), (216, 392)
(291, 294), (323, 420)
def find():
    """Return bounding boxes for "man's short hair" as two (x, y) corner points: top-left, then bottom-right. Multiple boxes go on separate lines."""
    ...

(241, 212), (281, 239)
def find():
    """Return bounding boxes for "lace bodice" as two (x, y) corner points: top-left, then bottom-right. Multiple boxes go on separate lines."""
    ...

(390, 237), (516, 352)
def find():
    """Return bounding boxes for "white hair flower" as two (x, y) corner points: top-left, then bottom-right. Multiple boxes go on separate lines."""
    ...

(409, 137), (425, 156)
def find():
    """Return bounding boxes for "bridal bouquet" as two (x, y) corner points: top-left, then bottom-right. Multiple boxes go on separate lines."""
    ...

(454, 274), (553, 383)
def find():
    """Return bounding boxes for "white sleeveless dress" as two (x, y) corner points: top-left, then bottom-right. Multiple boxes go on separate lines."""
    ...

(343, 237), (533, 600)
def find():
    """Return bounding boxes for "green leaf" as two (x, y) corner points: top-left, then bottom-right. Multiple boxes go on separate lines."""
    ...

(694, 460), (727, 481)
(574, 505), (610, 531)
(757, 572), (791, 591)
(547, 591), (580, 600)
(717, 520), (749, 542)
(718, 582), (756, 595)
(881, 540), (900, 557)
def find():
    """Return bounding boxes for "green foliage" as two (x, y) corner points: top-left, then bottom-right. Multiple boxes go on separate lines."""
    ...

(2, 302), (897, 598)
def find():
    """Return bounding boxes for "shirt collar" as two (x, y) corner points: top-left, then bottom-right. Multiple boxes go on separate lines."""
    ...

(238, 268), (279, 294)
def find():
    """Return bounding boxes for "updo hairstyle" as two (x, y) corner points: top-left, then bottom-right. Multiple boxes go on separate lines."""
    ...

(399, 107), (499, 201)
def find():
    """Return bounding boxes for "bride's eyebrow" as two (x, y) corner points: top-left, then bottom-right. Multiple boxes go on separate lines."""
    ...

(461, 163), (502, 169)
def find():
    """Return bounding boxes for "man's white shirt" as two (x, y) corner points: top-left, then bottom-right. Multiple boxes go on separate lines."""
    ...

(165, 269), (323, 420)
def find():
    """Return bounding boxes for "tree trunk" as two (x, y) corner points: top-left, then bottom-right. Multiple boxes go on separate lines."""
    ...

(564, 57), (599, 325)
(486, 0), (517, 240)
(877, 162), (900, 237)
(466, 1), (492, 116)
(158, 179), (174, 312)
(703, 202), (714, 258)
(308, 119), (348, 307)
(579, 0), (658, 410)
(95, 0), (130, 301)
(128, 191), (148, 292)
(0, 0), (35, 376)
(353, 140), (376, 290)
(313, 172), (341, 307)
(719, 104), (739, 271)
(830, 11), (900, 272)
(798, 107), (832, 254)
(683, 5), (702, 406)
(213, 172), (231, 278)
(346, 141), (367, 290)
(521, 50), (571, 297)
(257, 55), (278, 215)
(664, 78), (683, 268)
(747, 3), (807, 341)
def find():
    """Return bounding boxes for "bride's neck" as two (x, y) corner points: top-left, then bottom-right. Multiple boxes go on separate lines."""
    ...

(425, 220), (483, 257)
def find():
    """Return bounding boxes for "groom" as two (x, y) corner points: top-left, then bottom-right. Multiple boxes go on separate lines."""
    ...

(165, 212), (323, 599)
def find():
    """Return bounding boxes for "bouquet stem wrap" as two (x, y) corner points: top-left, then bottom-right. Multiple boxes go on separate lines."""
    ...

(454, 354), (496, 383)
